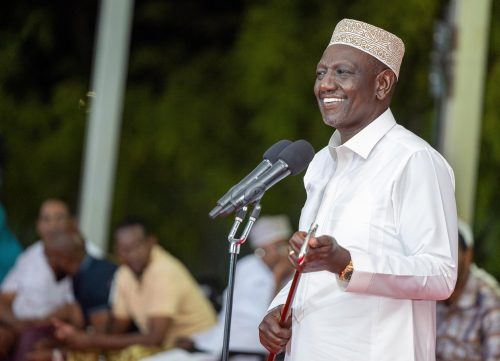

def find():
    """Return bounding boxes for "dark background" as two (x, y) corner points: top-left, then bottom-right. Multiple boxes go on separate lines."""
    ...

(0, 0), (499, 283)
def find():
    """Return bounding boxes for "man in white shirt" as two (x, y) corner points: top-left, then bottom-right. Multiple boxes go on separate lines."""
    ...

(258, 19), (458, 361)
(193, 215), (293, 358)
(0, 198), (75, 360)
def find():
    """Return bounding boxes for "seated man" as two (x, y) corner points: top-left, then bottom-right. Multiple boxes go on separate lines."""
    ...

(46, 230), (117, 331)
(0, 199), (75, 361)
(145, 215), (294, 361)
(27, 229), (118, 360)
(55, 218), (217, 361)
(436, 220), (500, 361)
(193, 215), (293, 358)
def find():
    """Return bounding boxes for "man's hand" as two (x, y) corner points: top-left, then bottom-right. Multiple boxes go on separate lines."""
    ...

(288, 231), (351, 274)
(53, 318), (93, 350)
(258, 305), (292, 354)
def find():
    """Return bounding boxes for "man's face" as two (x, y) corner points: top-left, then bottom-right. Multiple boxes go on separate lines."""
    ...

(314, 44), (384, 137)
(37, 200), (73, 242)
(44, 247), (68, 281)
(261, 240), (288, 268)
(115, 225), (153, 277)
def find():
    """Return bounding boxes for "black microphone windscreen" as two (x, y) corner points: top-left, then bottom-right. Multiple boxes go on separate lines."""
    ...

(278, 139), (315, 175)
(263, 139), (292, 162)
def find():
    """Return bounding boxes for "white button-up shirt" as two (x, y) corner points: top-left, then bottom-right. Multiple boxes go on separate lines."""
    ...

(269, 109), (458, 361)
(1, 241), (74, 319)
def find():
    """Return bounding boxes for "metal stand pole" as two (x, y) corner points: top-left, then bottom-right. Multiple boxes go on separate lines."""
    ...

(221, 203), (261, 361)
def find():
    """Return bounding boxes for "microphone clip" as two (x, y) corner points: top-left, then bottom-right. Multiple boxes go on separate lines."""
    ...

(227, 200), (262, 254)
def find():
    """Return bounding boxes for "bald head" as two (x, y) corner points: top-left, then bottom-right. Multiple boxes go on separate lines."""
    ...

(44, 230), (86, 276)
(48, 230), (85, 257)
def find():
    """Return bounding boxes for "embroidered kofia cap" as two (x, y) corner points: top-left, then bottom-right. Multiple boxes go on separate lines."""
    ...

(329, 19), (405, 79)
(249, 215), (292, 249)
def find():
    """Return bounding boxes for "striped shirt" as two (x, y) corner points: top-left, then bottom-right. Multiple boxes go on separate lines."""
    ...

(436, 264), (500, 361)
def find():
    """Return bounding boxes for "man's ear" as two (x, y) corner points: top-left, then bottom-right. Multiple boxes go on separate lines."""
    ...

(375, 69), (397, 100)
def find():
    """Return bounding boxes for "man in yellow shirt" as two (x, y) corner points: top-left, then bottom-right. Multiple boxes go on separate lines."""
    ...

(55, 218), (216, 361)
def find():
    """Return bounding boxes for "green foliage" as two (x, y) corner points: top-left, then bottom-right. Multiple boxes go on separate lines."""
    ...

(474, 0), (500, 277)
(0, 0), (499, 280)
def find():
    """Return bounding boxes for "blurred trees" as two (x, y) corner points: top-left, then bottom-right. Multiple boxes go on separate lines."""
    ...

(474, 0), (500, 274)
(0, 0), (498, 281)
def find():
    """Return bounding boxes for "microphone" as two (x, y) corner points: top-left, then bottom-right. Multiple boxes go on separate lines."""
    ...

(208, 140), (292, 219)
(212, 139), (315, 218)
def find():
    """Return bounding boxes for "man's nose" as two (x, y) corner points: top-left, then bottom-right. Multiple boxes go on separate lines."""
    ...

(319, 72), (337, 91)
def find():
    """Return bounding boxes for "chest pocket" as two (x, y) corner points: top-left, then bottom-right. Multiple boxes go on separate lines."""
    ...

(323, 187), (373, 251)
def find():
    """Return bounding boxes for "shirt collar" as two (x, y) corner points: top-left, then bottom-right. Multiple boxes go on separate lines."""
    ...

(328, 108), (397, 159)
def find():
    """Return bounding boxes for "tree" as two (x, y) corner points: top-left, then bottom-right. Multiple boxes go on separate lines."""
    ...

(0, 0), (498, 281)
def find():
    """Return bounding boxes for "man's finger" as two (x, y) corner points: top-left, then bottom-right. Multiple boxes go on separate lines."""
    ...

(289, 233), (305, 251)
(309, 235), (333, 248)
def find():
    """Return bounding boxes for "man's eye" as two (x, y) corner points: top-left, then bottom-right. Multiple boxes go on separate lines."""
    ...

(336, 68), (351, 75)
(316, 70), (326, 79)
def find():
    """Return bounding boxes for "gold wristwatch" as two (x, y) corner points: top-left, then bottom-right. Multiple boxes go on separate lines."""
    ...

(339, 260), (353, 282)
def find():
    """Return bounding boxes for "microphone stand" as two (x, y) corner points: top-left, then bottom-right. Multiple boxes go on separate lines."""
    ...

(221, 201), (262, 361)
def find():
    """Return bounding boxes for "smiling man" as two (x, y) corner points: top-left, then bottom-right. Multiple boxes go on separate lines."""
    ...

(258, 19), (458, 361)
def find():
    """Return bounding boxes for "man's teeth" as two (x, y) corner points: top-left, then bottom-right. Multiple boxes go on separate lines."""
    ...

(323, 98), (343, 103)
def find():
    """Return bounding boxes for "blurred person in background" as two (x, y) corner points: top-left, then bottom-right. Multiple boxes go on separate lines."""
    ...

(194, 215), (293, 359)
(0, 203), (21, 285)
(0, 134), (22, 284)
(27, 229), (117, 361)
(146, 215), (294, 361)
(0, 198), (76, 361)
(436, 220), (500, 361)
(54, 217), (217, 361)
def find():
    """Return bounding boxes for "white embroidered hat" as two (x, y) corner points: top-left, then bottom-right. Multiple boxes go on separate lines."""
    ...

(328, 19), (405, 79)
(249, 215), (292, 249)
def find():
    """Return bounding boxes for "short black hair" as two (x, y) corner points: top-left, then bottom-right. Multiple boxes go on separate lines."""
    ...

(114, 216), (151, 236)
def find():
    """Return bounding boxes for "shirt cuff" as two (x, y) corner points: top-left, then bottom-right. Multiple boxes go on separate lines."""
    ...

(345, 249), (374, 293)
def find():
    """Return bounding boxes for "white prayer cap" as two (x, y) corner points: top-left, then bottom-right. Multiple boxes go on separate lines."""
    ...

(249, 215), (292, 249)
(328, 19), (405, 79)
(458, 219), (474, 248)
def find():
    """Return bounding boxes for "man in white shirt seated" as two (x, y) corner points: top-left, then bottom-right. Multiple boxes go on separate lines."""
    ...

(0, 198), (76, 361)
